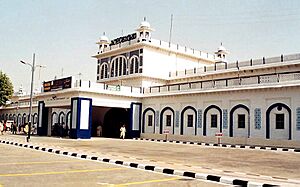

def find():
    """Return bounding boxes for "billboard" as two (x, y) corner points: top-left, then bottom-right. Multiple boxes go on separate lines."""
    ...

(43, 76), (72, 92)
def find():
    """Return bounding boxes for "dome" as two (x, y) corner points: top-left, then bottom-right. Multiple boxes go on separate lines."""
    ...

(100, 35), (109, 42)
(218, 45), (226, 52)
(139, 21), (150, 28)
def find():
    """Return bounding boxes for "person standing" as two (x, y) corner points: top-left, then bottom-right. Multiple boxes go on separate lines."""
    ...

(0, 121), (3, 135)
(12, 122), (17, 134)
(24, 123), (29, 135)
(3, 120), (7, 133)
(96, 124), (102, 137)
(120, 124), (126, 140)
(59, 123), (63, 138)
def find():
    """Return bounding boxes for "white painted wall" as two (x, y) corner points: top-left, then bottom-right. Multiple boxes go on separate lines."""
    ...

(142, 86), (300, 141)
(143, 48), (207, 79)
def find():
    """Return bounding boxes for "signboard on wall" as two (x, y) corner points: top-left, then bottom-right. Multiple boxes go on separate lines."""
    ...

(43, 77), (72, 92)
(110, 33), (137, 46)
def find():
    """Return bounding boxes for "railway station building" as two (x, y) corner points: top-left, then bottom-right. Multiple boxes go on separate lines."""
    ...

(1, 20), (300, 144)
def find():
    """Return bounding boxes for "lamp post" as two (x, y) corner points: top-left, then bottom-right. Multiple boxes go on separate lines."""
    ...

(20, 53), (36, 142)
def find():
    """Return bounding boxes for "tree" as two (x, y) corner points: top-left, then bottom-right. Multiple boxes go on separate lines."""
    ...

(0, 71), (13, 106)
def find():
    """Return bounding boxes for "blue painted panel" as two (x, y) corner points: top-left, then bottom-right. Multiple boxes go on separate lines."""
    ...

(37, 101), (48, 136)
(69, 97), (92, 139)
(197, 109), (202, 128)
(223, 109), (228, 129)
(175, 111), (180, 127)
(297, 107), (300, 131)
(254, 108), (261, 129)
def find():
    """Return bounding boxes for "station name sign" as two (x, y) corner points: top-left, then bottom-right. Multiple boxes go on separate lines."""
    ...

(43, 76), (72, 92)
(110, 33), (137, 46)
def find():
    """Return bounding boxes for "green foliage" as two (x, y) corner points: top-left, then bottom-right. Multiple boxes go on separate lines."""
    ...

(0, 71), (14, 106)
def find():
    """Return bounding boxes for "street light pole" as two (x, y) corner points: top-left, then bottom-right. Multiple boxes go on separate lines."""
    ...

(20, 53), (35, 142)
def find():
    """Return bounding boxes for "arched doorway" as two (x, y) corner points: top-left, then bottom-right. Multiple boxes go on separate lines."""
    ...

(160, 107), (175, 135)
(51, 112), (58, 136)
(203, 105), (222, 136)
(142, 108), (155, 133)
(229, 104), (250, 137)
(180, 106), (197, 136)
(103, 108), (130, 138)
(266, 103), (291, 140)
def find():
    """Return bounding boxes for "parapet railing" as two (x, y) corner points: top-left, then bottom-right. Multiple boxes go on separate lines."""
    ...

(101, 38), (215, 60)
(4, 101), (38, 108)
(73, 80), (143, 95)
(144, 70), (300, 94)
(169, 53), (300, 78)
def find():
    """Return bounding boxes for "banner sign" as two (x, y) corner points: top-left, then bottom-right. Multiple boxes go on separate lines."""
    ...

(110, 33), (137, 46)
(106, 85), (121, 91)
(43, 77), (72, 92)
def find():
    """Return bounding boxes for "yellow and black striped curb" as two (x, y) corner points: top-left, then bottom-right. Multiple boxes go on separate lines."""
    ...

(0, 139), (279, 187)
(133, 138), (300, 153)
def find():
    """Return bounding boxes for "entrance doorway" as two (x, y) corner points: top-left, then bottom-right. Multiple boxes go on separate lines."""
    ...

(91, 106), (130, 138)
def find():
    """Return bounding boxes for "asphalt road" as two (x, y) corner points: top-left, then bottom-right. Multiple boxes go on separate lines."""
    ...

(0, 142), (225, 187)
(1, 134), (300, 186)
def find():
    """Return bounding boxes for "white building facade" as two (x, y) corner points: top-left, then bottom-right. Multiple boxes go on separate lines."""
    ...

(1, 20), (300, 144)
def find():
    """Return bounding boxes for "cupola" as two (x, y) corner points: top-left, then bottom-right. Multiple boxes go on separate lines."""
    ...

(215, 43), (229, 62)
(96, 32), (110, 54)
(136, 17), (154, 42)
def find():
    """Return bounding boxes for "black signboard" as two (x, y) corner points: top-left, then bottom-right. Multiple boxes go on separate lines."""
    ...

(43, 77), (72, 92)
(110, 33), (137, 46)
(43, 81), (52, 92)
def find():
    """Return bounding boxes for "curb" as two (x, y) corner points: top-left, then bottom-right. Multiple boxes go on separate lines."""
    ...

(0, 139), (279, 187)
(133, 138), (300, 153)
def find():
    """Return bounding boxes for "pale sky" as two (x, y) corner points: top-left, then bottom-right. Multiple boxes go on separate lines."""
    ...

(1, 0), (300, 92)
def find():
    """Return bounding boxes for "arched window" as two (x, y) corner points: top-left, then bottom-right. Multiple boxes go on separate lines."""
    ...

(22, 113), (27, 125)
(17, 114), (22, 126)
(134, 60), (139, 73)
(122, 58), (127, 75)
(66, 111), (71, 129)
(110, 60), (116, 77)
(116, 56), (127, 76)
(13, 114), (16, 123)
(100, 63), (108, 79)
(51, 112), (58, 127)
(111, 56), (127, 77)
(33, 113), (38, 124)
(58, 112), (65, 125)
(129, 56), (139, 74)
(129, 60), (134, 74)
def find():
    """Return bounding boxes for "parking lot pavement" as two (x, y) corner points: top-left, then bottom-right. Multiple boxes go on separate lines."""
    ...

(0, 143), (225, 187)
(2, 134), (300, 186)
